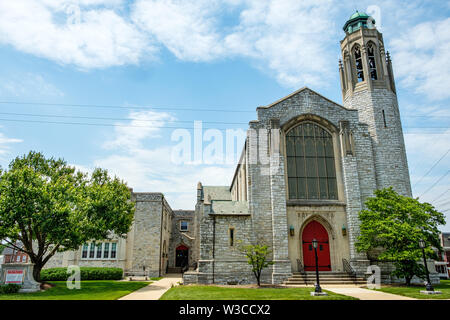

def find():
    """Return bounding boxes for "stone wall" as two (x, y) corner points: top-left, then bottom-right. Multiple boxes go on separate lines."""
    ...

(169, 210), (195, 268)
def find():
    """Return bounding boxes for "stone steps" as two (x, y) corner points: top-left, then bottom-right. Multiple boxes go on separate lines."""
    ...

(167, 267), (182, 273)
(285, 272), (366, 285)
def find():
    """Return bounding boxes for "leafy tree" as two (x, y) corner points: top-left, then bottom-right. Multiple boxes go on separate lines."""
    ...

(356, 187), (445, 286)
(0, 151), (135, 282)
(237, 241), (274, 286)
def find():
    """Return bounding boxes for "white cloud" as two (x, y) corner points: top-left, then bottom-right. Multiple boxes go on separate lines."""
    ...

(391, 18), (450, 101)
(224, 0), (337, 87)
(0, 129), (22, 161)
(96, 110), (236, 209)
(132, 0), (225, 61)
(0, 73), (64, 98)
(103, 110), (175, 150)
(0, 0), (156, 69)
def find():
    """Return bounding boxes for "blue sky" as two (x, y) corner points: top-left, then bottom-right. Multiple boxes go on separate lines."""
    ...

(0, 0), (449, 229)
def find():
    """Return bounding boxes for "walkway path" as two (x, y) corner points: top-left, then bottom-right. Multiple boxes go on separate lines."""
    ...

(323, 286), (416, 300)
(119, 273), (182, 300)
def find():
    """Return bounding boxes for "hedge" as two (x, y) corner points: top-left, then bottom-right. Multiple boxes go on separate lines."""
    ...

(41, 267), (123, 281)
(0, 284), (21, 294)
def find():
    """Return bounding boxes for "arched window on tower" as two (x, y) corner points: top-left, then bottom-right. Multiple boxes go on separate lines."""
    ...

(286, 122), (338, 200)
(354, 46), (364, 82)
(367, 43), (378, 80)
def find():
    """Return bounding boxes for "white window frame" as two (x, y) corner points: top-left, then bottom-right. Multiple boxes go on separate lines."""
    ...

(180, 221), (188, 232)
(81, 242), (118, 260)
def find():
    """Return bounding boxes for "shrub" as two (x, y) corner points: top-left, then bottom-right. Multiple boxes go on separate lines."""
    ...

(41, 267), (123, 281)
(0, 284), (21, 294)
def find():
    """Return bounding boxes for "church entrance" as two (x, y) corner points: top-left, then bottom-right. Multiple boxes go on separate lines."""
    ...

(302, 220), (331, 271)
(175, 245), (189, 268)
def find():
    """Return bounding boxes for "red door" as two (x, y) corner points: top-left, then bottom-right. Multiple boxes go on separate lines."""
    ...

(302, 221), (331, 271)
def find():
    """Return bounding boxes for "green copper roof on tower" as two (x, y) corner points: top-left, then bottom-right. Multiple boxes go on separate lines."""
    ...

(343, 10), (375, 34)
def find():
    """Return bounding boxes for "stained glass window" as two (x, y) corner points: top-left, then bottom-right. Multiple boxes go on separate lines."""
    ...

(286, 123), (338, 200)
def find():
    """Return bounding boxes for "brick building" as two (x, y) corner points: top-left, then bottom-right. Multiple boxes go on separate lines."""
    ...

(1, 242), (29, 264)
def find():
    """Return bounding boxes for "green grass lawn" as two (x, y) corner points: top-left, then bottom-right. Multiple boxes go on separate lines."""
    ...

(160, 285), (357, 300)
(0, 280), (150, 300)
(377, 280), (450, 299)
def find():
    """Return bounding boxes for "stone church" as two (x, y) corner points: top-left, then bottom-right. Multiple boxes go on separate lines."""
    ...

(45, 12), (439, 284)
(183, 11), (430, 285)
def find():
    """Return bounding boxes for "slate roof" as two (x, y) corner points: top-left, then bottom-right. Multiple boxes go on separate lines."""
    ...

(210, 200), (249, 216)
(203, 186), (232, 201)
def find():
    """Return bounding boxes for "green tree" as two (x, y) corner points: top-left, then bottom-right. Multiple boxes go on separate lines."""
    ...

(237, 241), (274, 286)
(0, 151), (135, 282)
(356, 187), (445, 286)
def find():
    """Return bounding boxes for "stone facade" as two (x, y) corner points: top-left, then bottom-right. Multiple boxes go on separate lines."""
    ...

(44, 13), (439, 286)
(45, 191), (175, 278)
(185, 13), (439, 285)
(169, 210), (195, 270)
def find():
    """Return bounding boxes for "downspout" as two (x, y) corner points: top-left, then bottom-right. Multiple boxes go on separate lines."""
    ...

(159, 197), (164, 277)
(212, 215), (216, 284)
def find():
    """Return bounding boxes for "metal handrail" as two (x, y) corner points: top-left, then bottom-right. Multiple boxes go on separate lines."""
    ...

(342, 258), (356, 280)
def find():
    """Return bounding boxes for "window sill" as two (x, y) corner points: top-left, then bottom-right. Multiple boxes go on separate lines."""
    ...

(286, 200), (346, 207)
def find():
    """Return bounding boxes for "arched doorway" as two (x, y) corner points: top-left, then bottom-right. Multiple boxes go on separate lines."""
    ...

(175, 245), (189, 268)
(302, 220), (331, 271)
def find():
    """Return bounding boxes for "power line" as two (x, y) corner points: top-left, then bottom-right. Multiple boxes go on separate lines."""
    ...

(0, 111), (448, 128)
(0, 117), (247, 130)
(0, 101), (255, 113)
(0, 117), (447, 132)
(419, 170), (450, 198)
(433, 188), (450, 203)
(437, 200), (450, 208)
(0, 100), (449, 119)
(0, 111), (249, 125)
(413, 148), (450, 188)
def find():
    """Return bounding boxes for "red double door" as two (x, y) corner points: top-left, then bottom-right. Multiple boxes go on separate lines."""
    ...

(302, 221), (331, 271)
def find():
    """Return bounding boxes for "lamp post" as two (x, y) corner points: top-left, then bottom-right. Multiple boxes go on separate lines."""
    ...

(312, 238), (322, 293)
(419, 239), (434, 292)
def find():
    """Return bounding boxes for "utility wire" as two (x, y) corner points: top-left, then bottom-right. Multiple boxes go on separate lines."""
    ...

(0, 111), (448, 128)
(437, 200), (450, 208)
(419, 170), (450, 198)
(413, 148), (450, 188)
(0, 118), (248, 130)
(0, 100), (450, 118)
(432, 188), (450, 203)
(0, 111), (249, 125)
(0, 101), (255, 113)
(0, 117), (448, 132)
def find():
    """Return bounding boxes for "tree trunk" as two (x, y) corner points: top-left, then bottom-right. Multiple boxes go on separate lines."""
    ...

(405, 276), (411, 287)
(33, 261), (43, 283)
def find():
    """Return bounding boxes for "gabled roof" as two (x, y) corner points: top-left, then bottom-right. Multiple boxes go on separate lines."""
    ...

(203, 186), (231, 201)
(256, 87), (349, 111)
(210, 200), (249, 216)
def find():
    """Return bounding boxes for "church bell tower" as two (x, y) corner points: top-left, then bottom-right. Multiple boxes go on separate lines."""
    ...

(339, 11), (412, 197)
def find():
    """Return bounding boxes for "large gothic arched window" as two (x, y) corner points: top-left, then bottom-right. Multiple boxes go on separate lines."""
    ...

(286, 123), (338, 200)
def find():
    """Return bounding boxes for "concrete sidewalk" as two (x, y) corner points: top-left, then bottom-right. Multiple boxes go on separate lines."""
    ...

(323, 286), (416, 300)
(119, 273), (182, 300)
